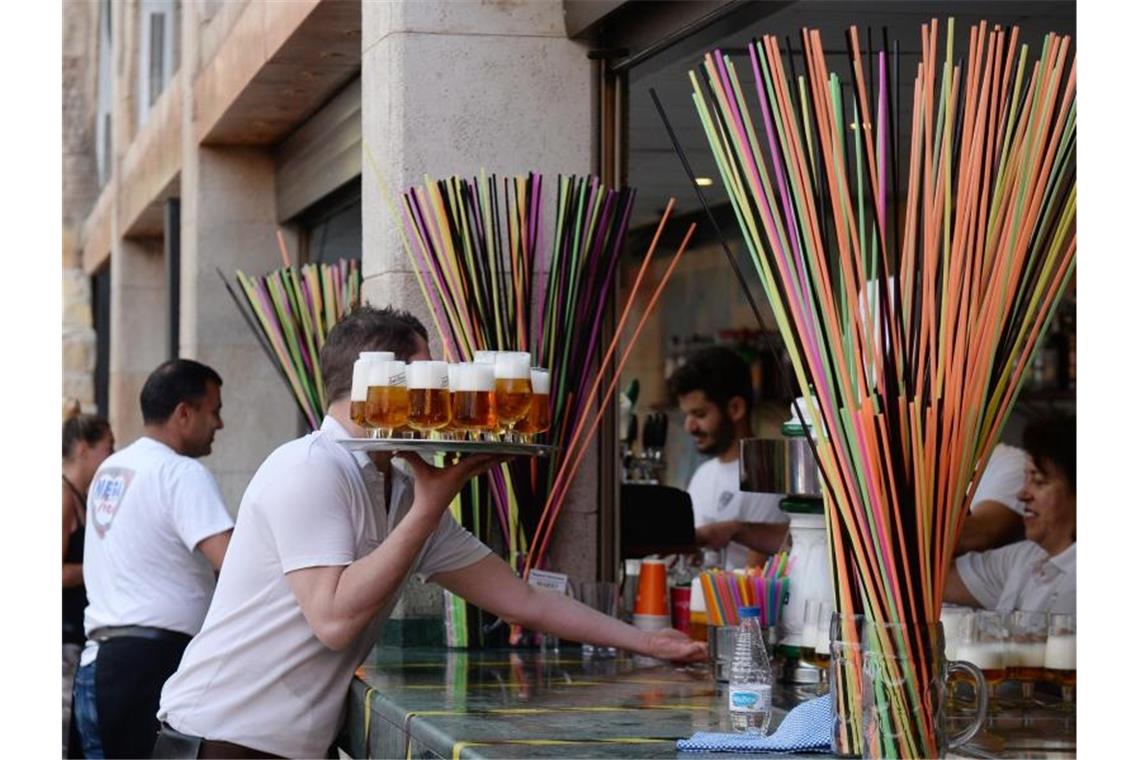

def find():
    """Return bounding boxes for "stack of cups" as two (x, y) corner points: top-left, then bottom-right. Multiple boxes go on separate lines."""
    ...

(632, 559), (671, 631)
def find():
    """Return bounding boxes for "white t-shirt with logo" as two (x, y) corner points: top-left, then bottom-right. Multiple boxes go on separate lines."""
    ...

(956, 540), (1076, 613)
(687, 457), (788, 570)
(82, 437), (234, 665)
(158, 416), (491, 759)
(971, 444), (1029, 515)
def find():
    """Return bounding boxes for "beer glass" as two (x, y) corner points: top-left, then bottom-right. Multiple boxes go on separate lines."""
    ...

(441, 363), (461, 440)
(514, 368), (551, 442)
(407, 361), (451, 435)
(351, 352), (394, 436)
(473, 350), (498, 364)
(452, 362), (497, 438)
(494, 352), (533, 439)
(365, 360), (409, 438)
(1006, 611), (1048, 704)
(957, 611), (1008, 698)
(1044, 613), (1076, 708)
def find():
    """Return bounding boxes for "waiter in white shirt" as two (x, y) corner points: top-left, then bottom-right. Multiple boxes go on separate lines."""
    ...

(666, 345), (788, 570)
(945, 415), (1076, 613)
(155, 306), (704, 759)
(73, 359), (233, 759)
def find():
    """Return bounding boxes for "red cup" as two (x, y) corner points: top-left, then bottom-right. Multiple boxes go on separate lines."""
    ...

(671, 586), (692, 635)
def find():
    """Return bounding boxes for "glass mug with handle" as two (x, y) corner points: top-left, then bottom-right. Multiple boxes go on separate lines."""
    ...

(493, 352), (533, 440)
(1044, 612), (1076, 709)
(861, 620), (988, 758)
(451, 362), (497, 439)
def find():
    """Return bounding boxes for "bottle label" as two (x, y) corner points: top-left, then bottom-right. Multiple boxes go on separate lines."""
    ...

(729, 683), (771, 713)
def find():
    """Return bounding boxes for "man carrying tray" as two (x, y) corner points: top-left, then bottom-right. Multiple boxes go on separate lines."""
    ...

(155, 305), (704, 759)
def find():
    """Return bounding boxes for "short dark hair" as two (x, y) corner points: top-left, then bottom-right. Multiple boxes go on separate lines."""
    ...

(319, 305), (429, 406)
(63, 406), (111, 459)
(1022, 414), (1076, 492)
(140, 359), (223, 425)
(666, 345), (753, 414)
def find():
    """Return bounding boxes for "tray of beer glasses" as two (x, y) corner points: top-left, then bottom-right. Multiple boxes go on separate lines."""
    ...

(340, 353), (556, 457)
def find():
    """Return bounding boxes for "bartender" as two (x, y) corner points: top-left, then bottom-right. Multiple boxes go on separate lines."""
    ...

(667, 345), (788, 570)
(944, 415), (1076, 613)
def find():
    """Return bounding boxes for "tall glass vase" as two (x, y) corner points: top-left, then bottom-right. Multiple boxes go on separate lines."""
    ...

(861, 621), (988, 759)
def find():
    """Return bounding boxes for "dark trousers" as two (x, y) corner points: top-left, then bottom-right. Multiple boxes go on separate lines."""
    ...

(87, 635), (191, 758)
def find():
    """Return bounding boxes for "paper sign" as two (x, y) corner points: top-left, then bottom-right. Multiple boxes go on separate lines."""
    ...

(527, 569), (569, 595)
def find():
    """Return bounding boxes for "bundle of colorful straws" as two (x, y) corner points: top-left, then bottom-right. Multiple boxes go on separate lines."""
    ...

(221, 257), (362, 430)
(689, 18), (1074, 757)
(700, 553), (791, 628)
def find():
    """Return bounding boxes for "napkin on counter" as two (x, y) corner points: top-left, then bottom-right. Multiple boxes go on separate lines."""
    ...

(676, 693), (832, 753)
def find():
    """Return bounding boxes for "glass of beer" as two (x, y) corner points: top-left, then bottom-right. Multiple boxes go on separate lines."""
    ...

(957, 611), (1008, 699)
(407, 361), (451, 436)
(494, 352), (533, 440)
(365, 359), (409, 438)
(1006, 611), (1048, 705)
(514, 367), (551, 442)
(474, 350), (498, 364)
(440, 363), (461, 440)
(452, 362), (497, 439)
(351, 352), (394, 436)
(1044, 613), (1076, 709)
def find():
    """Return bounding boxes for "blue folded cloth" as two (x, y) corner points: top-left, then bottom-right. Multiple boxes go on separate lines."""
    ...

(677, 693), (832, 753)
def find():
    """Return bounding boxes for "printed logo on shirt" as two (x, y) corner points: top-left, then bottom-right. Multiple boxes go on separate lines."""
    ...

(90, 467), (135, 538)
(716, 490), (735, 514)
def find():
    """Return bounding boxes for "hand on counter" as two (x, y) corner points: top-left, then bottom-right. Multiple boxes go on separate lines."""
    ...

(644, 628), (707, 663)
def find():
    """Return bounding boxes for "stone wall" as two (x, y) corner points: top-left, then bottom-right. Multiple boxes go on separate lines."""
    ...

(63, 0), (101, 411)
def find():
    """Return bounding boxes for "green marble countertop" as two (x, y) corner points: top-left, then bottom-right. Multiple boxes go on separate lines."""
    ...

(343, 646), (1076, 759)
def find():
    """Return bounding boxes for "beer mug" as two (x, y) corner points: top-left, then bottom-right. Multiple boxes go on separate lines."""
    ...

(365, 359), (409, 438)
(1006, 611), (1048, 704)
(957, 611), (1008, 698)
(473, 350), (498, 364)
(514, 367), (551, 441)
(351, 352), (394, 436)
(452, 362), (497, 438)
(407, 361), (451, 435)
(861, 620), (988, 758)
(493, 352), (533, 439)
(1044, 612), (1075, 708)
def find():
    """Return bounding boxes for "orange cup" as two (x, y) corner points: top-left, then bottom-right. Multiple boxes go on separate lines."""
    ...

(634, 559), (669, 616)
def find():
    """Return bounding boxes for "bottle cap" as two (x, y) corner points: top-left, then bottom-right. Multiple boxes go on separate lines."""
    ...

(739, 606), (761, 619)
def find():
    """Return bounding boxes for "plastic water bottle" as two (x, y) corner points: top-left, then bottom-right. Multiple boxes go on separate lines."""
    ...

(728, 606), (773, 734)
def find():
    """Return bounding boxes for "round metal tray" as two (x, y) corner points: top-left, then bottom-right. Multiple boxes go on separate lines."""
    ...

(337, 437), (556, 457)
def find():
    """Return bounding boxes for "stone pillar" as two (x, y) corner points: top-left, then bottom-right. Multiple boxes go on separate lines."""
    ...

(63, 0), (100, 411)
(361, 0), (599, 637)
(180, 0), (300, 514)
(107, 237), (167, 443)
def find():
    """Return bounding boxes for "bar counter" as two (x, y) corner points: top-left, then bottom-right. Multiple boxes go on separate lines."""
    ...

(344, 646), (1076, 759)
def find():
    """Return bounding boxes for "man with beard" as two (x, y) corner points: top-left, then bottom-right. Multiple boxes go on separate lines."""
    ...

(667, 346), (788, 570)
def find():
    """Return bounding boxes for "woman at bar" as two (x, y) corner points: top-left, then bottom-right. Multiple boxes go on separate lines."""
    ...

(944, 415), (1075, 614)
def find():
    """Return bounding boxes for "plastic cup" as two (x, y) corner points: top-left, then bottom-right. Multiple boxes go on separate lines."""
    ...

(634, 559), (669, 616)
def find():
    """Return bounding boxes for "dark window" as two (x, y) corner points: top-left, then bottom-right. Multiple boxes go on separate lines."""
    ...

(148, 12), (165, 106)
(297, 178), (362, 265)
(92, 265), (112, 417)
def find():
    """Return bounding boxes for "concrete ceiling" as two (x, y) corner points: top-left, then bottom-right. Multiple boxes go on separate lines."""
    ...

(626, 0), (1076, 230)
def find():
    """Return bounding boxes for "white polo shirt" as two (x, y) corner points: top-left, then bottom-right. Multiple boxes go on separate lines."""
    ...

(955, 540), (1076, 613)
(158, 416), (490, 759)
(82, 436), (234, 665)
(687, 457), (788, 570)
(971, 444), (1029, 515)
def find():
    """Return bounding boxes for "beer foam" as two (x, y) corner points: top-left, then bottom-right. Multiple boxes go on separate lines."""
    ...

(455, 362), (495, 391)
(1043, 634), (1076, 670)
(473, 350), (498, 364)
(408, 361), (448, 389)
(956, 642), (1005, 670)
(351, 358), (371, 401)
(367, 359), (406, 386)
(494, 352), (531, 379)
(360, 351), (395, 362)
(1005, 642), (1046, 668)
(530, 368), (551, 394)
